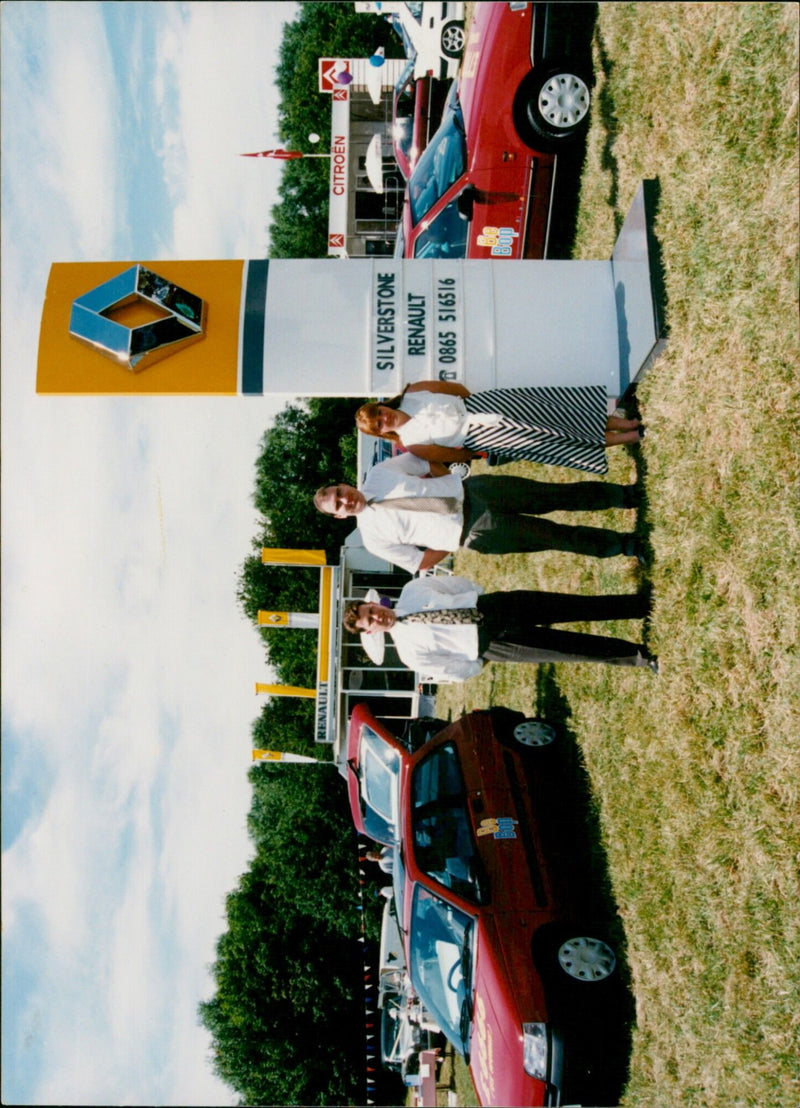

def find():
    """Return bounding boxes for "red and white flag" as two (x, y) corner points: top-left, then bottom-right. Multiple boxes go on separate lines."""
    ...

(240, 149), (304, 160)
(252, 749), (324, 764)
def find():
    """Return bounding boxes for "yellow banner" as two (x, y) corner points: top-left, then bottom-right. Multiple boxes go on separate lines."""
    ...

(317, 567), (333, 684)
(260, 548), (327, 566)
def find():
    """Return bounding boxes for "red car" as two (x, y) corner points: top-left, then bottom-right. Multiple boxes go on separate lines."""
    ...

(345, 704), (623, 1107)
(395, 2), (593, 260)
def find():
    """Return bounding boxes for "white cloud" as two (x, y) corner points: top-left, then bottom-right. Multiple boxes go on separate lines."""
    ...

(2, 3), (303, 1102)
(3, 773), (96, 951)
(152, 2), (297, 258)
(2, 389), (285, 1104)
(106, 852), (166, 1045)
(6, 3), (122, 261)
(41, 6), (120, 256)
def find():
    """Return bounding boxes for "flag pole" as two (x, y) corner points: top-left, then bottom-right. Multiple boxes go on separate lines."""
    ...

(240, 149), (330, 159)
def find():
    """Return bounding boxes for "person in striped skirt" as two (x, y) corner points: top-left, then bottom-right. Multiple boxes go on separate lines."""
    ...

(355, 379), (643, 476)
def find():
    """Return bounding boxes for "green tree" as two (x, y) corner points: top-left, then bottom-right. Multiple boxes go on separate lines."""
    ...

(250, 697), (319, 759)
(199, 763), (382, 1105)
(251, 397), (362, 529)
(269, 165), (332, 259)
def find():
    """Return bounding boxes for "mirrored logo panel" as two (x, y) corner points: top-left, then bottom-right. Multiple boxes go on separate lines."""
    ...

(69, 265), (206, 371)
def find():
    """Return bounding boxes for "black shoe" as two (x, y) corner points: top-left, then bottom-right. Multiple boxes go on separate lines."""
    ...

(623, 537), (648, 566)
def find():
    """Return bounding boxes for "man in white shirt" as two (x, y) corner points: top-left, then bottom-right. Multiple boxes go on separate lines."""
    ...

(342, 574), (658, 682)
(314, 453), (644, 574)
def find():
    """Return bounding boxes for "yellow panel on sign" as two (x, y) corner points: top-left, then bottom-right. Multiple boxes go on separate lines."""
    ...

(317, 567), (333, 684)
(257, 611), (290, 626)
(260, 549), (327, 566)
(37, 260), (244, 394)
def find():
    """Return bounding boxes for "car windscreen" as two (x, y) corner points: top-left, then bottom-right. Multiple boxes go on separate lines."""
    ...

(407, 88), (466, 224)
(408, 883), (474, 1057)
(412, 198), (469, 259)
(359, 725), (402, 842)
(410, 742), (487, 903)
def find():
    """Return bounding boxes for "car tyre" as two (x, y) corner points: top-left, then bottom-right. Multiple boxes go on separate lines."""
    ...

(513, 718), (556, 748)
(514, 64), (591, 150)
(441, 20), (466, 58)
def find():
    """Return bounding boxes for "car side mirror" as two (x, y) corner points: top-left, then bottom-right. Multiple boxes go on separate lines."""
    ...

(457, 185), (477, 221)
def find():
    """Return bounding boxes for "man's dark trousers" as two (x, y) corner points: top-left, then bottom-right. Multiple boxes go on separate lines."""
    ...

(461, 475), (639, 558)
(476, 590), (651, 667)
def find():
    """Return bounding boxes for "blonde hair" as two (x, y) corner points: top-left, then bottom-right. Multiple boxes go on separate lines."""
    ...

(313, 485), (331, 514)
(355, 402), (401, 442)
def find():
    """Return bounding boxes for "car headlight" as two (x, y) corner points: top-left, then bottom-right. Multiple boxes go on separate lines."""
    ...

(522, 1022), (548, 1081)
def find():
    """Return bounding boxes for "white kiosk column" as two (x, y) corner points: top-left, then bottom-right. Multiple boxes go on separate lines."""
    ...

(242, 257), (622, 399)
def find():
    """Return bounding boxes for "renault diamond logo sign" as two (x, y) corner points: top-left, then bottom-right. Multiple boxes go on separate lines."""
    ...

(69, 264), (206, 371)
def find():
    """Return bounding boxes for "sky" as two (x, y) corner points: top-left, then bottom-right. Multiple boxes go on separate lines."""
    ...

(0, 2), (309, 1103)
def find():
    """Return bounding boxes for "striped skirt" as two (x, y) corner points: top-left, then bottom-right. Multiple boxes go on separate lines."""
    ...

(463, 386), (609, 475)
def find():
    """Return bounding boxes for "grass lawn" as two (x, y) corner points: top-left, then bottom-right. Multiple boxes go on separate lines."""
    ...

(438, 4), (799, 1106)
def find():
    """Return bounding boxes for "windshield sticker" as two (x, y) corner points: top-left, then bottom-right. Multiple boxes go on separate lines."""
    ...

(477, 816), (518, 839)
(477, 226), (519, 256)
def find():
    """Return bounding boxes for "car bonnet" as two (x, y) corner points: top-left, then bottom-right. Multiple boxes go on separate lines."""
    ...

(470, 951), (546, 1107)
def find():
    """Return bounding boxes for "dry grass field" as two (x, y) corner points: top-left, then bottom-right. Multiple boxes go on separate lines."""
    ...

(438, 4), (799, 1106)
